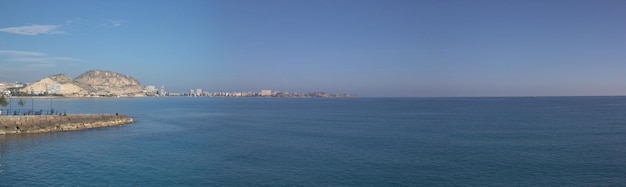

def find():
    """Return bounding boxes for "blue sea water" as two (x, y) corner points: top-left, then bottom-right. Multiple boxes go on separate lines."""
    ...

(1, 97), (626, 186)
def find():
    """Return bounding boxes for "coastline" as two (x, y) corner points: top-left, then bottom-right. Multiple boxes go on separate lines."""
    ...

(0, 114), (134, 135)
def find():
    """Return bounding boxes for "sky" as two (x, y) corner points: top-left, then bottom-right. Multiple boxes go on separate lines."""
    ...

(1, 0), (625, 97)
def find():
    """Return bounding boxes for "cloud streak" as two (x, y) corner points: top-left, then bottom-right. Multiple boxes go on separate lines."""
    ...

(10, 57), (79, 63)
(101, 20), (128, 27)
(0, 50), (46, 56)
(0, 19), (128, 36)
(0, 49), (79, 67)
(0, 24), (64, 35)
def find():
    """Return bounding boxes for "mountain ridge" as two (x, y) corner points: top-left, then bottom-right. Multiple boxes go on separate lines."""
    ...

(20, 70), (144, 97)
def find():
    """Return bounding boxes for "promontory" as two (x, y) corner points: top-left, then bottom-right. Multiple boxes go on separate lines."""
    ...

(19, 70), (144, 97)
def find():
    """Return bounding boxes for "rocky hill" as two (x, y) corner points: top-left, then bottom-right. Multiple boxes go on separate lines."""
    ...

(20, 70), (144, 97)
(47, 74), (73, 83)
(74, 70), (144, 96)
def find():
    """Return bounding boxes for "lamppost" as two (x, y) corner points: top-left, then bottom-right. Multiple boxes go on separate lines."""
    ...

(30, 88), (34, 114)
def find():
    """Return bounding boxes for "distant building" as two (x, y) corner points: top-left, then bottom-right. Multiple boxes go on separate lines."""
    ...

(196, 89), (202, 96)
(261, 89), (272, 96)
(145, 85), (156, 92)
(0, 82), (25, 91)
(145, 85), (157, 96)
(159, 85), (166, 96)
(46, 84), (61, 94)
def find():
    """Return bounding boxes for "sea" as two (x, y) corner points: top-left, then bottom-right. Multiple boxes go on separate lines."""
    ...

(1, 97), (626, 186)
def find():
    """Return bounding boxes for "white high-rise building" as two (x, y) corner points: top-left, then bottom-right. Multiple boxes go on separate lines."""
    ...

(159, 85), (166, 96)
(261, 89), (272, 96)
(145, 85), (156, 96)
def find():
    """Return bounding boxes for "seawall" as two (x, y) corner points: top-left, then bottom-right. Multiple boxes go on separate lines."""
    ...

(0, 114), (134, 135)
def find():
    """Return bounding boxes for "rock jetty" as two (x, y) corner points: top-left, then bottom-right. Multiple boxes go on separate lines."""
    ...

(0, 114), (134, 135)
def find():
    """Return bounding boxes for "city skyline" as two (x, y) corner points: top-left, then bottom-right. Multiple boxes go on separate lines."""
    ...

(144, 84), (354, 97)
(1, 78), (355, 98)
(2, 1), (626, 97)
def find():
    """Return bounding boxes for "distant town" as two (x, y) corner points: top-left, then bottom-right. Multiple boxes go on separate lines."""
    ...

(144, 85), (355, 98)
(0, 82), (355, 98)
(0, 70), (355, 98)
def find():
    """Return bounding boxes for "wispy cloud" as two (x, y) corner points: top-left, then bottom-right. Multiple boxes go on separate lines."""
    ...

(0, 19), (127, 36)
(101, 20), (128, 27)
(0, 24), (64, 35)
(0, 49), (79, 67)
(65, 18), (86, 26)
(0, 50), (46, 56)
(10, 57), (79, 63)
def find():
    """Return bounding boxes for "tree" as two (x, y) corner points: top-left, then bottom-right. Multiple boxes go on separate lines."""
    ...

(18, 99), (25, 107)
(0, 95), (7, 115)
(0, 94), (8, 107)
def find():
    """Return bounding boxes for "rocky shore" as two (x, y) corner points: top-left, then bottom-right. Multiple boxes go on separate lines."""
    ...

(0, 114), (134, 135)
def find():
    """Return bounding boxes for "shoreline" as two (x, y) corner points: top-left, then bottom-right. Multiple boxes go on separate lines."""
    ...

(0, 114), (134, 135)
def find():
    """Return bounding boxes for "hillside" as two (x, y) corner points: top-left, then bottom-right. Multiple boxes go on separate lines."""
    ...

(20, 70), (144, 97)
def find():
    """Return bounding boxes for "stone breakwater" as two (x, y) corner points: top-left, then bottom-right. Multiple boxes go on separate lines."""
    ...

(0, 114), (134, 135)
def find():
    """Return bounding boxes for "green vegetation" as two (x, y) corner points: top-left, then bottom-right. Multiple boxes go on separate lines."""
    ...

(0, 94), (8, 108)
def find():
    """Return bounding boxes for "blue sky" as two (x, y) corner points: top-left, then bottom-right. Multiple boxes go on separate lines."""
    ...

(1, 0), (625, 97)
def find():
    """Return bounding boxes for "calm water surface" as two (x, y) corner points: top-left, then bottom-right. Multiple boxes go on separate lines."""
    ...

(1, 97), (626, 186)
